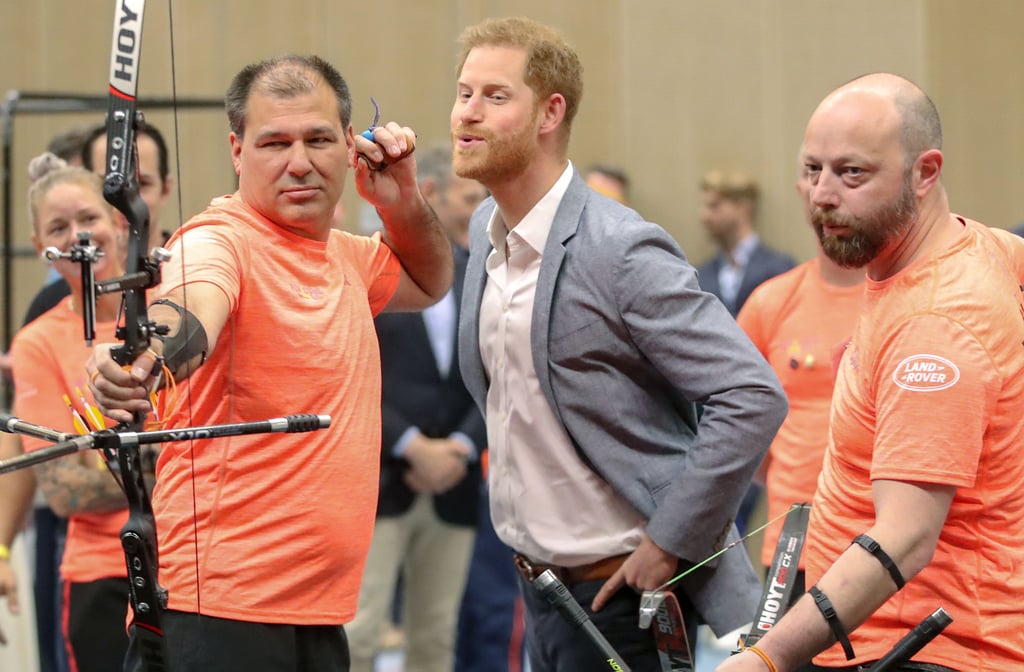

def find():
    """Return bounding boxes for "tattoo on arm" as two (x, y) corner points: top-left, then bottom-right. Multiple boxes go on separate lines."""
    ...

(34, 454), (125, 517)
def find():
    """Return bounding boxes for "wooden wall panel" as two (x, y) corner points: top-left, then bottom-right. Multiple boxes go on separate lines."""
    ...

(927, 0), (1024, 231)
(620, 0), (927, 264)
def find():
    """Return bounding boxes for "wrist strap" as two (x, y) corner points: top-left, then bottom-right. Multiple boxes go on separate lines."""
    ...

(0, 543), (10, 561)
(808, 585), (855, 660)
(851, 534), (906, 589)
(747, 645), (779, 672)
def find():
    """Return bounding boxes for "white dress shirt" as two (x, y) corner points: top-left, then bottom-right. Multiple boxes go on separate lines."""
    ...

(718, 232), (760, 310)
(422, 288), (456, 378)
(479, 163), (644, 566)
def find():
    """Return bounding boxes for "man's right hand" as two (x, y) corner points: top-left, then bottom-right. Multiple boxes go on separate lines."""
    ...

(0, 556), (20, 646)
(86, 343), (159, 425)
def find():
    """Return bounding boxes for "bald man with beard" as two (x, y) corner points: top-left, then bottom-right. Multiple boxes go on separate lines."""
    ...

(718, 73), (1024, 672)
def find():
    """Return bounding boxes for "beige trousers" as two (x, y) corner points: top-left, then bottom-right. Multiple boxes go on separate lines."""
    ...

(346, 494), (475, 672)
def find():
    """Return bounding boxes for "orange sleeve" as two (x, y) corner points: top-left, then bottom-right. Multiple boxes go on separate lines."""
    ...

(155, 224), (244, 311)
(870, 313), (997, 487)
(10, 326), (75, 453)
(336, 230), (400, 316)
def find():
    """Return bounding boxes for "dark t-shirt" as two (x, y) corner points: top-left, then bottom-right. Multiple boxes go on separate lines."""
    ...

(24, 278), (71, 326)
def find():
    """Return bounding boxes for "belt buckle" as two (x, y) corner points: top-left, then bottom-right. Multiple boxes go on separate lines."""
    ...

(514, 554), (570, 585)
(513, 553), (539, 582)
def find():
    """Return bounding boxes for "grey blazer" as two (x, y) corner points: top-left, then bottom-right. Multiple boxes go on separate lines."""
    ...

(458, 170), (788, 634)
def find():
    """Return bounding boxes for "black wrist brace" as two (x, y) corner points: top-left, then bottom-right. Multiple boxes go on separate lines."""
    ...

(808, 585), (855, 660)
(151, 298), (208, 374)
(851, 534), (906, 590)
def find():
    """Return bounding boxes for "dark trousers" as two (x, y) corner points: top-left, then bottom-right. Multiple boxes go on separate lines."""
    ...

(735, 483), (763, 536)
(454, 484), (525, 672)
(64, 577), (130, 672)
(519, 574), (698, 672)
(34, 507), (69, 672)
(124, 610), (350, 672)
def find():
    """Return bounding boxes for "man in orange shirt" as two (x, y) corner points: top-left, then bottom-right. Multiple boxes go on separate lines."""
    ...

(719, 74), (1024, 671)
(88, 55), (453, 672)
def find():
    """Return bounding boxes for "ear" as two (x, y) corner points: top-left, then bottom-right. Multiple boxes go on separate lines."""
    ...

(343, 124), (356, 168)
(537, 93), (567, 138)
(31, 231), (42, 256)
(229, 132), (243, 175)
(914, 148), (943, 196)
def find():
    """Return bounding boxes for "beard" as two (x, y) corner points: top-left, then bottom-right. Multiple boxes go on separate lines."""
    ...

(452, 111), (538, 186)
(812, 177), (917, 268)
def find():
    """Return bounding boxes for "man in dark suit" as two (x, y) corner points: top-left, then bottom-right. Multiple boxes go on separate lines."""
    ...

(697, 170), (796, 316)
(454, 17), (787, 672)
(346, 145), (488, 672)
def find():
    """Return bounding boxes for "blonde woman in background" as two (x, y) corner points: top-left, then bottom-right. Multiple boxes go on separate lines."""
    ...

(4, 153), (134, 672)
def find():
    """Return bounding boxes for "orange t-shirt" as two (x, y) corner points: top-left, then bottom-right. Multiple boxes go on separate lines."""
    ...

(737, 258), (864, 568)
(151, 195), (400, 625)
(10, 299), (128, 583)
(807, 219), (1024, 669)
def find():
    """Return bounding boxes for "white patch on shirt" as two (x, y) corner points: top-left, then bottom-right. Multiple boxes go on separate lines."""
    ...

(892, 354), (960, 392)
